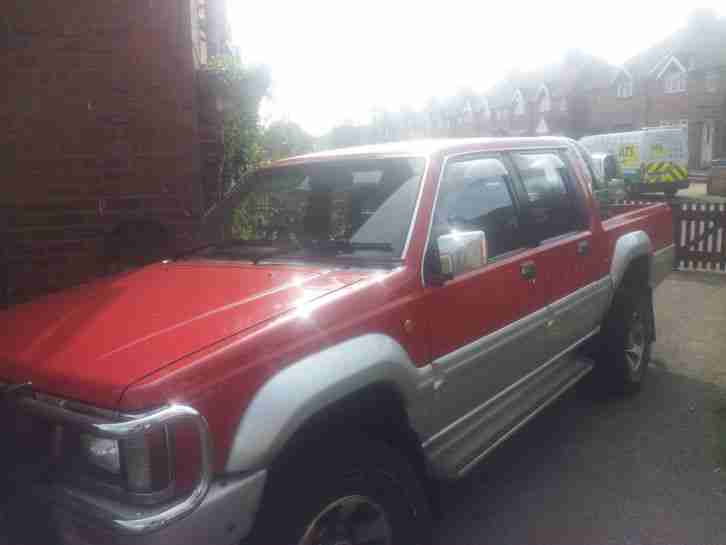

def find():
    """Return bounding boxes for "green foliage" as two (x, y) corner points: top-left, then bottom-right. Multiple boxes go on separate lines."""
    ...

(261, 121), (314, 162)
(206, 52), (272, 194)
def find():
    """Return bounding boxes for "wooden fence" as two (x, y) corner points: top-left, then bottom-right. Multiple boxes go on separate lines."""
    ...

(673, 202), (726, 272)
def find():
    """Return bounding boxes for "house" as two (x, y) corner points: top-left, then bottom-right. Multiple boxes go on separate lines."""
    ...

(1, 0), (230, 305)
(485, 52), (617, 140)
(588, 10), (726, 168)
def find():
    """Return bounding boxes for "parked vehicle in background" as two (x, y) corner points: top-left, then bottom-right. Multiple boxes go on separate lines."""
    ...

(1, 137), (675, 545)
(580, 126), (690, 197)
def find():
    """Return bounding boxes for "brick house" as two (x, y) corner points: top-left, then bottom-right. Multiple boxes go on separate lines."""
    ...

(586, 11), (726, 168)
(484, 53), (617, 140)
(1, 0), (230, 305)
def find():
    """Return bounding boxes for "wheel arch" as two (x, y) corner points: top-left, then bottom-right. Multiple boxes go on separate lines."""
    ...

(610, 230), (653, 291)
(224, 334), (435, 475)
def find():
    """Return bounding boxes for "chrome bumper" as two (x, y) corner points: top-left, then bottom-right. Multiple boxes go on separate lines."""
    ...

(50, 471), (267, 545)
(3, 387), (265, 543)
(651, 244), (676, 288)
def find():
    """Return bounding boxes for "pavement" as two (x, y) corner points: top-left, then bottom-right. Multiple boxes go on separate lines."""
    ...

(678, 182), (726, 204)
(434, 271), (726, 545)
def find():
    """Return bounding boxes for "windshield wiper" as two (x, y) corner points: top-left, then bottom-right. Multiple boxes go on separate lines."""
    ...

(252, 240), (394, 263)
(299, 240), (394, 255)
(174, 239), (294, 260)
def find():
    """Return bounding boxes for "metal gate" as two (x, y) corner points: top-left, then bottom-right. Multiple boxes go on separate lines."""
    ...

(674, 202), (726, 272)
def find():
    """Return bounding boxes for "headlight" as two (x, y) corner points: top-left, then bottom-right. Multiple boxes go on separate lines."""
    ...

(81, 435), (121, 475)
(69, 427), (174, 501)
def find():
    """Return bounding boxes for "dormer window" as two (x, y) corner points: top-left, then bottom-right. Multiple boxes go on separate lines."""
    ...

(617, 79), (633, 98)
(513, 89), (526, 116)
(664, 71), (686, 93)
(655, 56), (687, 94)
(614, 69), (633, 98)
(537, 85), (551, 113)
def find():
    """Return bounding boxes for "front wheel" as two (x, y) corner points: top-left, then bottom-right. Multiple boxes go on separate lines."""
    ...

(249, 436), (432, 545)
(594, 287), (653, 394)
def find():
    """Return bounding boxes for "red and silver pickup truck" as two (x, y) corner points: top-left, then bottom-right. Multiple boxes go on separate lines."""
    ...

(1, 137), (675, 545)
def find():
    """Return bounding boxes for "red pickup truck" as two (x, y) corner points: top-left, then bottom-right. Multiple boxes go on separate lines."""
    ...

(1, 137), (675, 545)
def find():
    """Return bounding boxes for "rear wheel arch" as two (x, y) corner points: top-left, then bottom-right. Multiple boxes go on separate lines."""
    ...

(610, 230), (653, 291)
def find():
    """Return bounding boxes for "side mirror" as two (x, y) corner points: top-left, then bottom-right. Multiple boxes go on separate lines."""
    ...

(431, 230), (488, 284)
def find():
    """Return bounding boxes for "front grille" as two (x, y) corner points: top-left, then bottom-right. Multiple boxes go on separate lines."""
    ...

(1, 405), (59, 485)
(0, 405), (58, 545)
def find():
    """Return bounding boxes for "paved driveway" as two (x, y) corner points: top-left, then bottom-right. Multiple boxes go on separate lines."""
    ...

(435, 271), (726, 545)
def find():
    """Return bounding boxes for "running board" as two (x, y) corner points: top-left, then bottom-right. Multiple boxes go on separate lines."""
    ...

(425, 354), (594, 479)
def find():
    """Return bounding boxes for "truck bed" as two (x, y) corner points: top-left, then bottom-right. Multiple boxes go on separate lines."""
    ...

(600, 201), (674, 253)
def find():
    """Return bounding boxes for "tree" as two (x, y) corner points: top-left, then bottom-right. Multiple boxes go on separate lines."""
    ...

(205, 51), (272, 195)
(261, 120), (314, 161)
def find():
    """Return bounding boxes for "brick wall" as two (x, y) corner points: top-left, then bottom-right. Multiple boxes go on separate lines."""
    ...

(1, 0), (226, 304)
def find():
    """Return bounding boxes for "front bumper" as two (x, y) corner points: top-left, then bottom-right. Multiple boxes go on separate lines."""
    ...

(2, 385), (266, 545)
(50, 471), (267, 545)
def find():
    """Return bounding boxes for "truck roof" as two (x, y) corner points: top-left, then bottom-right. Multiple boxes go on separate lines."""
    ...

(270, 137), (575, 167)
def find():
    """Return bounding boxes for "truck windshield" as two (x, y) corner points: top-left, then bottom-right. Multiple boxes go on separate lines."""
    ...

(199, 156), (426, 262)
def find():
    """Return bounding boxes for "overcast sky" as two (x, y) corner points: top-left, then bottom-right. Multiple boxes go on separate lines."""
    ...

(227, 2), (724, 136)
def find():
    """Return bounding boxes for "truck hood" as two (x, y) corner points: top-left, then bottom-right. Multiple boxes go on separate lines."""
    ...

(0, 260), (369, 407)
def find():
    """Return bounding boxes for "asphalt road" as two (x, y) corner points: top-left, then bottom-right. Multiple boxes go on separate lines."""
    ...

(434, 272), (726, 545)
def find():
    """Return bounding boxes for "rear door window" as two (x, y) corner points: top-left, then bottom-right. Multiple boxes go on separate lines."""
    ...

(510, 152), (586, 241)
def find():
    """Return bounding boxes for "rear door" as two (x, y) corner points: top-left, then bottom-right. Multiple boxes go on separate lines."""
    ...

(508, 149), (609, 353)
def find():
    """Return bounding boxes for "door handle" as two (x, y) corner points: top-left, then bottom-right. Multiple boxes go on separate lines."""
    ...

(520, 260), (536, 280)
(577, 240), (590, 255)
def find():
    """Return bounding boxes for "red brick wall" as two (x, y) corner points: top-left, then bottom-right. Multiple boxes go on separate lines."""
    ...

(1, 0), (210, 303)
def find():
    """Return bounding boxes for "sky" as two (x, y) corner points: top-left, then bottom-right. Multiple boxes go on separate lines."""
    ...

(226, 2), (724, 136)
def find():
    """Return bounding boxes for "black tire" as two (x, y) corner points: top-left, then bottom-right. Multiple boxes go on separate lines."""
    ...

(593, 285), (653, 395)
(248, 435), (432, 545)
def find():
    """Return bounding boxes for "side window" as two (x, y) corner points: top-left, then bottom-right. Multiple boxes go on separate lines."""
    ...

(511, 152), (586, 241)
(604, 155), (618, 181)
(573, 141), (603, 189)
(433, 156), (521, 261)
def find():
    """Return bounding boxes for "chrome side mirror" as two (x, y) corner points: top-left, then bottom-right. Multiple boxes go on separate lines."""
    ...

(436, 230), (488, 279)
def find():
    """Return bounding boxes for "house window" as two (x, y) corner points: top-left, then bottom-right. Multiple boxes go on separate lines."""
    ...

(539, 94), (550, 113)
(706, 71), (719, 93)
(664, 70), (686, 94)
(513, 90), (526, 116)
(616, 79), (633, 98)
(538, 86), (551, 113)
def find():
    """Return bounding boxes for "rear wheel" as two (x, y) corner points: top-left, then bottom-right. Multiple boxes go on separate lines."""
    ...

(594, 285), (653, 394)
(249, 435), (432, 545)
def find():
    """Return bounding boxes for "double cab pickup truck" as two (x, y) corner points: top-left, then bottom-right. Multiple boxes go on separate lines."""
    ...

(1, 137), (675, 545)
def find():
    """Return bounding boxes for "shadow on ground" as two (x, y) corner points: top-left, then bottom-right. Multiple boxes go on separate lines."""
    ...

(434, 363), (726, 545)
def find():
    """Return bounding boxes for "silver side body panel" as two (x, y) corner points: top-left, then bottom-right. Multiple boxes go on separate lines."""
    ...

(610, 230), (653, 290)
(422, 278), (611, 479)
(225, 334), (436, 473)
(548, 276), (612, 350)
(651, 244), (675, 288)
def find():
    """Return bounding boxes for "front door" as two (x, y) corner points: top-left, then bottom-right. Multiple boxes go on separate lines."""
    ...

(422, 154), (553, 445)
(702, 120), (714, 168)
